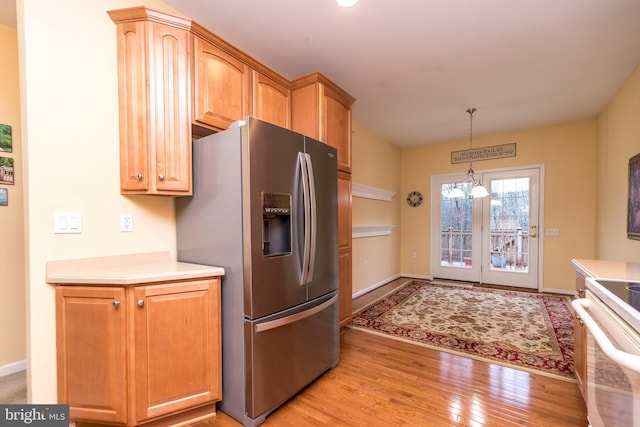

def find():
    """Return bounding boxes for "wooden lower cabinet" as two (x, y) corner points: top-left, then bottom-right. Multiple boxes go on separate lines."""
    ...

(339, 247), (352, 328)
(574, 270), (587, 400)
(338, 171), (352, 327)
(55, 278), (221, 426)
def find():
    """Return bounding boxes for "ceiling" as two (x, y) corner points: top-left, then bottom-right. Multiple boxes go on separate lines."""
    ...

(164, 0), (640, 148)
(4, 1), (640, 148)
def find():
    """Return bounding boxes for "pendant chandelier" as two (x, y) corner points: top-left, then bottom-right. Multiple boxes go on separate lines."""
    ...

(448, 108), (489, 198)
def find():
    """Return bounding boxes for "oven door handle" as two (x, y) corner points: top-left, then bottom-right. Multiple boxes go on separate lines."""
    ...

(572, 298), (640, 374)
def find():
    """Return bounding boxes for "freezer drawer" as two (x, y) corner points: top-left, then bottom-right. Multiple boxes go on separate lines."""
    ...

(244, 292), (339, 424)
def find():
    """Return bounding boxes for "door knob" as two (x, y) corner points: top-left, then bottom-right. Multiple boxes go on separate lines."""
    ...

(112, 300), (121, 308)
(137, 299), (144, 307)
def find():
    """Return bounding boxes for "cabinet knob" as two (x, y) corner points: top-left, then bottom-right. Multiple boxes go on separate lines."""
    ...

(158, 174), (165, 180)
(136, 173), (143, 180)
(112, 300), (121, 308)
(137, 299), (144, 307)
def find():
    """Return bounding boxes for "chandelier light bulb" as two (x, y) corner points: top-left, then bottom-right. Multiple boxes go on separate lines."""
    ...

(470, 184), (489, 198)
(336, 0), (359, 7)
(448, 186), (465, 198)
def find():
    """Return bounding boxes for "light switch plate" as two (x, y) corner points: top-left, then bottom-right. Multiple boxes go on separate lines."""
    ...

(545, 228), (560, 236)
(54, 212), (82, 234)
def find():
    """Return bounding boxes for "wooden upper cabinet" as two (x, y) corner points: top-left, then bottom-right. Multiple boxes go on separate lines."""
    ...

(252, 70), (291, 129)
(291, 73), (355, 172)
(192, 32), (251, 132)
(108, 8), (192, 196)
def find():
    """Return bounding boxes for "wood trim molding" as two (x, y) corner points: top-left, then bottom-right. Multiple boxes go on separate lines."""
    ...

(352, 225), (396, 238)
(352, 183), (396, 201)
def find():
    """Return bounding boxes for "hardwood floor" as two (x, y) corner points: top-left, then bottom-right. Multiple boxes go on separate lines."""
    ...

(210, 278), (588, 426)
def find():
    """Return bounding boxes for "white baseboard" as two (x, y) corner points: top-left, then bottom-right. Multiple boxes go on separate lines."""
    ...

(400, 273), (432, 281)
(352, 274), (401, 298)
(351, 274), (574, 299)
(0, 360), (26, 377)
(352, 274), (433, 298)
(541, 287), (575, 296)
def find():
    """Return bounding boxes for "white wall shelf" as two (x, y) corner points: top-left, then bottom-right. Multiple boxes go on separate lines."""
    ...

(352, 183), (396, 202)
(352, 225), (396, 239)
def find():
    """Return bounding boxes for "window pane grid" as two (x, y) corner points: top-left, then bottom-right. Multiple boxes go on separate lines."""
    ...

(440, 183), (473, 268)
(489, 178), (530, 271)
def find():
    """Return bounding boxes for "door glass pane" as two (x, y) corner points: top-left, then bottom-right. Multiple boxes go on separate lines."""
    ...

(489, 178), (530, 272)
(440, 183), (473, 268)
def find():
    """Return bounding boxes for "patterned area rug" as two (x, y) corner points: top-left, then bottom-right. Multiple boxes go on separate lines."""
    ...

(350, 280), (576, 380)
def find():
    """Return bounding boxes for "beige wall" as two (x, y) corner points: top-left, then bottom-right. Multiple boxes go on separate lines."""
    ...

(400, 119), (597, 292)
(0, 23), (25, 369)
(18, 0), (183, 403)
(351, 122), (401, 294)
(10, 0), (640, 405)
(596, 65), (640, 260)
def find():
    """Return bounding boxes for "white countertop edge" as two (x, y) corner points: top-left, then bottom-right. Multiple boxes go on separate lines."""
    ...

(46, 252), (225, 285)
(572, 258), (640, 281)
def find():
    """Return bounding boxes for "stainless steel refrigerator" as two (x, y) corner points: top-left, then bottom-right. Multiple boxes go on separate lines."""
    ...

(175, 117), (339, 427)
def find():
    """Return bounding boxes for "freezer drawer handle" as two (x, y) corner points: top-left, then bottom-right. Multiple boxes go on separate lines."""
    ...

(571, 298), (640, 373)
(255, 294), (337, 333)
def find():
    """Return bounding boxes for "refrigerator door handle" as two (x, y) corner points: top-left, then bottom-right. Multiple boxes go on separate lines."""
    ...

(305, 153), (317, 282)
(298, 152), (311, 286)
(254, 294), (338, 333)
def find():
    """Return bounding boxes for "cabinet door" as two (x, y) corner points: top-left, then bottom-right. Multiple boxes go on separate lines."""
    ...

(252, 70), (291, 128)
(339, 247), (353, 328)
(150, 22), (192, 194)
(55, 286), (127, 424)
(338, 171), (352, 326)
(115, 20), (150, 192)
(574, 271), (587, 400)
(193, 36), (251, 131)
(321, 85), (352, 173)
(112, 16), (192, 195)
(291, 74), (354, 173)
(133, 279), (221, 422)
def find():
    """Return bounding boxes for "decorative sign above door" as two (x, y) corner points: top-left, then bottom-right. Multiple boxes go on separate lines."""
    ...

(451, 143), (516, 164)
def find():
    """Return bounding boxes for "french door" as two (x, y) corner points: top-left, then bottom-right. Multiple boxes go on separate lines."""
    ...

(431, 167), (541, 289)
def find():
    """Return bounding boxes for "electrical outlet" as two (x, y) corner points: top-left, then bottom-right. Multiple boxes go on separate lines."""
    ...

(120, 213), (133, 232)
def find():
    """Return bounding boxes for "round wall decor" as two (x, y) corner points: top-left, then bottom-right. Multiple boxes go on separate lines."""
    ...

(406, 191), (423, 207)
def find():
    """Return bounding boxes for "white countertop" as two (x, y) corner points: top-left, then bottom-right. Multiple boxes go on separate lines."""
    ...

(46, 251), (224, 285)
(572, 258), (640, 281)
